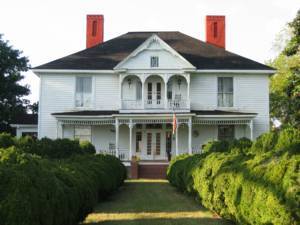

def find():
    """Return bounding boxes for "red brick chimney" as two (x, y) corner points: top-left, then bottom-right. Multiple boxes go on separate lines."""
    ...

(86, 15), (104, 48)
(206, 15), (225, 49)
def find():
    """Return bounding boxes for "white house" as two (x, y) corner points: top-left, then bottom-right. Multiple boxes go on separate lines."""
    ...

(31, 15), (274, 163)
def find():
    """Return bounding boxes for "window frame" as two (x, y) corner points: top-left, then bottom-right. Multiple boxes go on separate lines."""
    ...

(74, 76), (94, 109)
(217, 76), (234, 108)
(74, 125), (92, 142)
(218, 125), (235, 141)
(150, 56), (159, 68)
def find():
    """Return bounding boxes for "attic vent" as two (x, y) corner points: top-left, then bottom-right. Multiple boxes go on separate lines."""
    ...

(150, 56), (159, 67)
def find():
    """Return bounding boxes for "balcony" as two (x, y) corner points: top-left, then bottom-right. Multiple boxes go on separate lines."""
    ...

(121, 99), (190, 110)
(121, 74), (190, 111)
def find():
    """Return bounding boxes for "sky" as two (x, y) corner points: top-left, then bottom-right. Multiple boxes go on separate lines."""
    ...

(0, 0), (298, 103)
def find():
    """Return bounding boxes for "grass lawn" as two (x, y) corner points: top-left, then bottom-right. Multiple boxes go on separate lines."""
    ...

(82, 179), (234, 225)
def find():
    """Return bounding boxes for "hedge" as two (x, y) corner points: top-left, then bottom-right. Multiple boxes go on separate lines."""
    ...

(0, 135), (127, 225)
(0, 133), (96, 158)
(167, 128), (300, 225)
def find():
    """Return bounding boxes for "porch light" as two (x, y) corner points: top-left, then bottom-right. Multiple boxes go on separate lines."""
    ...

(127, 78), (132, 88)
(177, 78), (182, 89)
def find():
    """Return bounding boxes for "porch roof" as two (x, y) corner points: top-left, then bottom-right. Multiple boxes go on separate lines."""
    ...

(52, 110), (256, 117)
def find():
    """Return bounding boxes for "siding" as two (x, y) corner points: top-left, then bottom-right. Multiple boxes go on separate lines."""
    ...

(39, 74), (119, 138)
(190, 74), (269, 138)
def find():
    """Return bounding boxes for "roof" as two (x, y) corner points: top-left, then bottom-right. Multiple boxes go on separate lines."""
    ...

(34, 31), (273, 71)
(191, 110), (257, 116)
(11, 114), (38, 125)
(52, 110), (256, 116)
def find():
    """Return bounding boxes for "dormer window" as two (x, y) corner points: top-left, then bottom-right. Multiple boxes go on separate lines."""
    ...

(150, 56), (159, 67)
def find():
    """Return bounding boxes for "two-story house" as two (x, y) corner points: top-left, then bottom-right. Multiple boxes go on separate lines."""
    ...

(32, 15), (274, 164)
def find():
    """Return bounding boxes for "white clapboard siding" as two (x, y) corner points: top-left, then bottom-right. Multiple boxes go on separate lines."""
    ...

(39, 75), (75, 138)
(94, 74), (119, 110)
(190, 74), (217, 109)
(190, 73), (269, 138)
(39, 74), (119, 138)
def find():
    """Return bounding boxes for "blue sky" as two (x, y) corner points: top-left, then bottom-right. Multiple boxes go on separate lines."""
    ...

(0, 0), (298, 103)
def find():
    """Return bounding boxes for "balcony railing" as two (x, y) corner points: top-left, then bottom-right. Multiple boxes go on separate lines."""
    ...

(121, 99), (189, 110)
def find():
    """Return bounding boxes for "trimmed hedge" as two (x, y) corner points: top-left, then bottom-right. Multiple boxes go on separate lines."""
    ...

(0, 133), (96, 158)
(167, 128), (300, 225)
(0, 134), (126, 225)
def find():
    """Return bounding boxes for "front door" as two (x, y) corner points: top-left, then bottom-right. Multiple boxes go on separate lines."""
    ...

(146, 131), (161, 159)
(147, 82), (162, 108)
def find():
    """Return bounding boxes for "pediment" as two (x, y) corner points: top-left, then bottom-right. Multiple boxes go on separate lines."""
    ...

(114, 34), (196, 71)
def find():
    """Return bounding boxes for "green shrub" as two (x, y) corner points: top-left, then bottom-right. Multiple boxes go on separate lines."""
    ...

(80, 140), (96, 154)
(250, 131), (278, 153)
(167, 128), (300, 225)
(203, 140), (229, 153)
(0, 133), (15, 148)
(0, 147), (126, 225)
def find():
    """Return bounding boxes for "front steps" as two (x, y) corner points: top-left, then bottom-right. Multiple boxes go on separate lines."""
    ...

(129, 161), (169, 179)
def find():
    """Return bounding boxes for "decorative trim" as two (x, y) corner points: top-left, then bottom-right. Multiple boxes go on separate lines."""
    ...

(194, 69), (276, 74)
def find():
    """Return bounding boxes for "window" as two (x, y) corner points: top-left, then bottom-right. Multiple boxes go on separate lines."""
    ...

(218, 77), (233, 107)
(155, 133), (161, 155)
(213, 22), (218, 38)
(157, 83), (161, 101)
(147, 83), (152, 100)
(150, 56), (159, 67)
(74, 125), (91, 142)
(75, 77), (92, 107)
(218, 125), (234, 141)
(147, 133), (152, 155)
(136, 132), (142, 153)
(92, 20), (97, 37)
(136, 81), (142, 100)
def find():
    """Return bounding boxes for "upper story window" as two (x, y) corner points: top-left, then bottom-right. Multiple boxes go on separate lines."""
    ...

(75, 77), (92, 107)
(218, 77), (233, 107)
(150, 56), (159, 67)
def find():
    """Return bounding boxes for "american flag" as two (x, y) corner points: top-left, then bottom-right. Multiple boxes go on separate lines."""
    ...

(172, 113), (177, 135)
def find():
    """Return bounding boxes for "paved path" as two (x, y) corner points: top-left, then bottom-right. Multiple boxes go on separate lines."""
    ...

(82, 180), (234, 225)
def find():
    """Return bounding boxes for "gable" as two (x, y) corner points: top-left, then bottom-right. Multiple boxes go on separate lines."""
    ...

(114, 34), (196, 71)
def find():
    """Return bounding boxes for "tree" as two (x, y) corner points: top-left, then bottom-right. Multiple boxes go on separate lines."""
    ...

(28, 101), (38, 114)
(0, 34), (30, 133)
(269, 10), (300, 129)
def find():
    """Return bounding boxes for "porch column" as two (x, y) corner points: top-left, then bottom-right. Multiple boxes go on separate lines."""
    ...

(188, 118), (192, 154)
(175, 119), (179, 156)
(115, 119), (119, 158)
(57, 121), (63, 138)
(129, 120), (133, 160)
(249, 120), (254, 140)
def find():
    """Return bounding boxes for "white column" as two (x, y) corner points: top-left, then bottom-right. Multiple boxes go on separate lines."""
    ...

(188, 118), (192, 154)
(141, 81), (145, 109)
(129, 120), (133, 160)
(119, 76), (122, 109)
(175, 119), (179, 156)
(186, 74), (190, 109)
(164, 75), (168, 109)
(249, 120), (254, 140)
(115, 119), (119, 158)
(57, 121), (63, 138)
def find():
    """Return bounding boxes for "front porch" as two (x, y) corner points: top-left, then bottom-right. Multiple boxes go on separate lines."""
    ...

(54, 111), (256, 162)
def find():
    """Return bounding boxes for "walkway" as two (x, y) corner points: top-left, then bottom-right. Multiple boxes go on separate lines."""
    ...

(82, 180), (234, 225)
